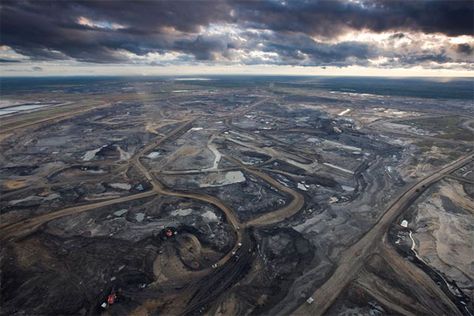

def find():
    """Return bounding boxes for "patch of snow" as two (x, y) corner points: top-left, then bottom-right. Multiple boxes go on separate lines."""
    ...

(401, 219), (408, 228)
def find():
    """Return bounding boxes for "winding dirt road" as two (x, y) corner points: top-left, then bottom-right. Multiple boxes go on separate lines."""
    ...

(292, 152), (473, 316)
(224, 155), (305, 227)
(2, 94), (471, 315)
(0, 190), (156, 240)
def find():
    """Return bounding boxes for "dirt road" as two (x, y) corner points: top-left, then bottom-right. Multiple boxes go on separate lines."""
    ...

(0, 120), (196, 241)
(0, 190), (156, 240)
(223, 155), (305, 227)
(292, 153), (473, 316)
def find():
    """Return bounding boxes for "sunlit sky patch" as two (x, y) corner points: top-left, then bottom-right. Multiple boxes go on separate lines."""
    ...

(76, 16), (126, 30)
(0, 0), (472, 76)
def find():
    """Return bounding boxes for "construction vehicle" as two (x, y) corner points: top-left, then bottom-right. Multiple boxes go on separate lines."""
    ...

(100, 290), (118, 310)
(160, 227), (178, 240)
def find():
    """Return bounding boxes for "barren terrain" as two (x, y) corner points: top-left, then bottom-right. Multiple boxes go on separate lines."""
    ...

(1, 77), (472, 316)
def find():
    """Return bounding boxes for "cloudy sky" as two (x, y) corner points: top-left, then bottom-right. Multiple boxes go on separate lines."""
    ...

(1, 0), (473, 76)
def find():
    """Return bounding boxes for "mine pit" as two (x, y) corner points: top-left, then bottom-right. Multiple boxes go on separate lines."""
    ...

(1, 77), (472, 316)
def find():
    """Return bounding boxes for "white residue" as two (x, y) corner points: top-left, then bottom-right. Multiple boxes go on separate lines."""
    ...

(207, 140), (221, 170)
(116, 145), (131, 160)
(401, 219), (408, 228)
(199, 171), (246, 188)
(409, 231), (418, 253)
(338, 109), (351, 116)
(306, 137), (320, 143)
(41, 194), (61, 201)
(202, 210), (218, 222)
(110, 183), (132, 190)
(322, 140), (361, 152)
(113, 209), (128, 216)
(323, 162), (354, 175)
(135, 213), (145, 222)
(8, 193), (60, 205)
(82, 147), (102, 161)
(174, 77), (211, 81)
(341, 185), (355, 192)
(225, 171), (246, 183)
(328, 196), (339, 204)
(170, 208), (193, 217)
(297, 183), (308, 191)
(146, 151), (161, 159)
(190, 127), (203, 131)
(86, 169), (106, 174)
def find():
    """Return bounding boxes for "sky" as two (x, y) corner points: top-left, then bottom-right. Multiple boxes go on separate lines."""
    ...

(0, 0), (473, 77)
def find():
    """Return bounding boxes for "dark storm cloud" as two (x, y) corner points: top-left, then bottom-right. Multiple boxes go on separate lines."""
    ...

(174, 35), (233, 61)
(0, 0), (232, 63)
(0, 58), (21, 63)
(234, 0), (473, 37)
(0, 0), (472, 66)
(246, 31), (377, 66)
(456, 43), (473, 55)
(389, 33), (406, 40)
